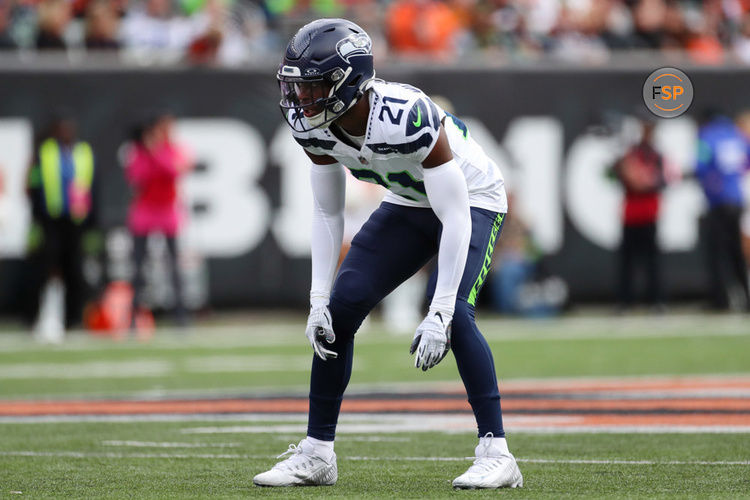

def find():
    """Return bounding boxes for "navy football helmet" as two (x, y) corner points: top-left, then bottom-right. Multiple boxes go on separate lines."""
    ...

(277, 19), (376, 132)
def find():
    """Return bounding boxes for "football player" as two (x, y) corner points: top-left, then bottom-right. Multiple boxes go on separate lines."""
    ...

(253, 18), (523, 490)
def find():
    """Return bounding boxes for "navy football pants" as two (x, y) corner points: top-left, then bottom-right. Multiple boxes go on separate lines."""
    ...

(308, 202), (506, 440)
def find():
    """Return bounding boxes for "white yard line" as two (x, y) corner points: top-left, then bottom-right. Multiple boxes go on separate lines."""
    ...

(101, 441), (240, 448)
(0, 360), (172, 379)
(517, 458), (750, 466)
(181, 424), (473, 435)
(500, 426), (750, 434)
(0, 313), (747, 353)
(0, 355), (365, 380)
(273, 435), (412, 442)
(0, 450), (748, 466)
(0, 451), (253, 459)
(178, 415), (579, 435)
(2, 413), (750, 434)
(183, 355), (318, 373)
(0, 414), (312, 424)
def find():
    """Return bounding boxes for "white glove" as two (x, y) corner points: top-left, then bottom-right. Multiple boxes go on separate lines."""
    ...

(410, 311), (452, 371)
(306, 306), (338, 361)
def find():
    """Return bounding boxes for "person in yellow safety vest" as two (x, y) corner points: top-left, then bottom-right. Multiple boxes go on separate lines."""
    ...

(25, 114), (95, 329)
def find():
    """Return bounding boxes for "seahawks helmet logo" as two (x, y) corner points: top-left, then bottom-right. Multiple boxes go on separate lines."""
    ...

(336, 33), (372, 63)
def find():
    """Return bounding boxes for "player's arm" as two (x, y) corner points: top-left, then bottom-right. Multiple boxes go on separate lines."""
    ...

(305, 149), (345, 360)
(410, 125), (472, 370)
(307, 149), (343, 305)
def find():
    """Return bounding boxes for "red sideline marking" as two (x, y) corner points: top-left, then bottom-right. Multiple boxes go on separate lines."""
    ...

(2, 398), (750, 417)
(2, 377), (749, 429)
(501, 376), (750, 393)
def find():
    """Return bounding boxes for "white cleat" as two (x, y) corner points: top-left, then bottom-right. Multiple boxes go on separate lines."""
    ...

(253, 438), (337, 487)
(452, 434), (523, 489)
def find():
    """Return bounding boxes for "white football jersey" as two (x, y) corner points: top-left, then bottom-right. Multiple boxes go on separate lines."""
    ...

(291, 79), (507, 213)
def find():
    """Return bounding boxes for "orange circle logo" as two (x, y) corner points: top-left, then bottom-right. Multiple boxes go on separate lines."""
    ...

(643, 68), (693, 118)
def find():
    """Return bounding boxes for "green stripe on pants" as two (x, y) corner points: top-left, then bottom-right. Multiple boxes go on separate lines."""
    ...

(467, 213), (505, 306)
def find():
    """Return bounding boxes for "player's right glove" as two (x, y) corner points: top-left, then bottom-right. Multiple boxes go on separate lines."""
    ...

(305, 305), (337, 361)
(410, 311), (452, 371)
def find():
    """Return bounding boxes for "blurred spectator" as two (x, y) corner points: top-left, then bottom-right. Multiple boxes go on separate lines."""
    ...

(695, 110), (750, 311)
(684, 1), (725, 64)
(26, 112), (95, 329)
(549, 2), (610, 63)
(186, 0), (223, 64)
(631, 0), (667, 49)
(112, 0), (131, 17)
(0, 0), (17, 49)
(661, 0), (688, 51)
(733, 12), (750, 63)
(85, 0), (120, 50)
(1, 0), (750, 64)
(186, 0), (283, 65)
(126, 111), (192, 327)
(120, 0), (194, 53)
(227, 1), (282, 63)
(36, 0), (72, 50)
(490, 202), (535, 314)
(736, 110), (750, 266)
(385, 0), (462, 57)
(489, 194), (567, 316)
(186, 24), (221, 64)
(71, 0), (92, 19)
(612, 117), (666, 311)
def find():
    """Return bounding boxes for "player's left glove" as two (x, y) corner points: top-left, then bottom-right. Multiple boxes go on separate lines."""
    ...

(410, 311), (452, 371)
(306, 305), (338, 361)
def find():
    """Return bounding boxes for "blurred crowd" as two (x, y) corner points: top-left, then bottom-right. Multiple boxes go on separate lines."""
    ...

(2, 0), (750, 65)
(0, 0), (279, 64)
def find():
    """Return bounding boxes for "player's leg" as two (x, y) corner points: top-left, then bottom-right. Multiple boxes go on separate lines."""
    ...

(618, 225), (636, 308)
(706, 207), (728, 309)
(31, 221), (64, 336)
(426, 208), (505, 438)
(642, 223), (662, 307)
(130, 234), (148, 323)
(24, 221), (55, 326)
(60, 219), (85, 329)
(631, 225), (649, 305)
(254, 202), (439, 487)
(427, 208), (522, 489)
(308, 202), (440, 440)
(724, 206), (750, 308)
(165, 236), (188, 326)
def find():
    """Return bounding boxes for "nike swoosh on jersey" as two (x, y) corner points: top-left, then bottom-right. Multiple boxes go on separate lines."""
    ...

(412, 107), (422, 128)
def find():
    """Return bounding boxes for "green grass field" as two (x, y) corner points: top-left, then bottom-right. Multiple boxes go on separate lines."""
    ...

(1, 424), (750, 498)
(1, 312), (749, 498)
